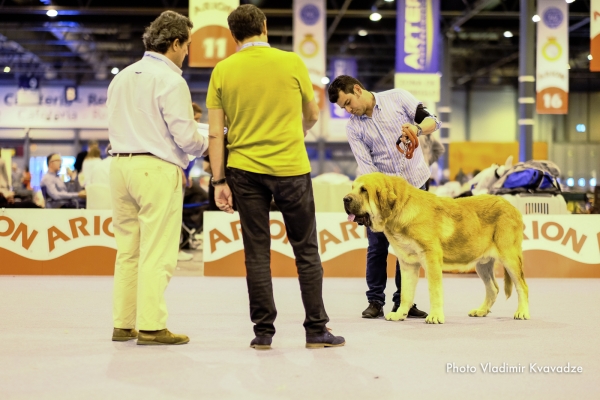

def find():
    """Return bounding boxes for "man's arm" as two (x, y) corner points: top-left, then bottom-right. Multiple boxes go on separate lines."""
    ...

(347, 125), (379, 175)
(302, 98), (320, 136)
(161, 80), (208, 157)
(43, 176), (79, 200)
(208, 108), (233, 213)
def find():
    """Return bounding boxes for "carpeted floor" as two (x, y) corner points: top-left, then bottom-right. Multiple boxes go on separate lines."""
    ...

(0, 275), (598, 400)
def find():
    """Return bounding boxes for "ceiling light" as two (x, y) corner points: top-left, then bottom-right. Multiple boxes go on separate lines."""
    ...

(46, 9), (58, 17)
(358, 29), (368, 37)
(370, 12), (382, 22)
(3, 66), (10, 73)
(111, 67), (119, 75)
(590, 178), (597, 187)
(565, 0), (576, 3)
(384, 0), (394, 2)
(321, 77), (330, 85)
(532, 15), (541, 22)
(503, 31), (513, 38)
(588, 54), (593, 60)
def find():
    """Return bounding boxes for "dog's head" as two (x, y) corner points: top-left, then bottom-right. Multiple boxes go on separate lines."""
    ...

(343, 173), (398, 231)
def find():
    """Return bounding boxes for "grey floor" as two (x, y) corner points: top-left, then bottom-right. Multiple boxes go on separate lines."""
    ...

(1, 263), (599, 399)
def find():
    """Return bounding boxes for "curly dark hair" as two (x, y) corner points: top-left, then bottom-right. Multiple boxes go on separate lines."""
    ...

(143, 10), (193, 54)
(327, 75), (366, 103)
(227, 4), (266, 43)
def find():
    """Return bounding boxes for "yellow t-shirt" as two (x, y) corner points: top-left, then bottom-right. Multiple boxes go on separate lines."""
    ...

(206, 46), (314, 176)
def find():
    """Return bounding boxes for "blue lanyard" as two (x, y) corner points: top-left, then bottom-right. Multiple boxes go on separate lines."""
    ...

(144, 53), (168, 65)
(240, 42), (271, 50)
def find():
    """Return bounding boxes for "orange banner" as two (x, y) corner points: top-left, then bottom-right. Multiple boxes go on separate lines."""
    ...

(591, 1), (600, 71)
(188, 0), (239, 68)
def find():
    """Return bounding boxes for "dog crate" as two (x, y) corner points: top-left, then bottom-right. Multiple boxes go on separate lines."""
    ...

(499, 193), (569, 215)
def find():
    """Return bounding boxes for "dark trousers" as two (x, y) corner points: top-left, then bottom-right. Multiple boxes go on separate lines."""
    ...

(365, 183), (427, 306)
(227, 168), (329, 337)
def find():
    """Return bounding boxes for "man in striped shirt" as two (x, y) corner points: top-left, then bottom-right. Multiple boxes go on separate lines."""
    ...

(328, 75), (441, 319)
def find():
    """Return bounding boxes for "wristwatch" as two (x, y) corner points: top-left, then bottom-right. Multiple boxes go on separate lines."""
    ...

(415, 124), (423, 137)
(210, 177), (227, 187)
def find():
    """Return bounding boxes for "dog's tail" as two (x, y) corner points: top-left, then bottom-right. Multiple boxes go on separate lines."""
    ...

(504, 268), (513, 299)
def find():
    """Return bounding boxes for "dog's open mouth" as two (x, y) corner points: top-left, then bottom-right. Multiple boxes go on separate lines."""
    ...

(347, 213), (371, 227)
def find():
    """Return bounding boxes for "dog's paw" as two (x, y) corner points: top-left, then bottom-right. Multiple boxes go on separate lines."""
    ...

(425, 312), (445, 324)
(468, 308), (489, 317)
(514, 309), (530, 320)
(385, 311), (407, 321)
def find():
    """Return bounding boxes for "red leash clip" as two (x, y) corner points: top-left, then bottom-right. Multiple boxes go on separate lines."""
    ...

(395, 126), (420, 159)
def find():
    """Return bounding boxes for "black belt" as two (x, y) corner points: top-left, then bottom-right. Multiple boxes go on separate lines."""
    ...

(112, 152), (154, 157)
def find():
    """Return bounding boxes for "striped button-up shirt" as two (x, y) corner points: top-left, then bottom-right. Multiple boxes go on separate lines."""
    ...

(346, 88), (441, 188)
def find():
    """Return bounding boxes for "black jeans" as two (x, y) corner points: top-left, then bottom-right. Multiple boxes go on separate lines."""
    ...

(227, 168), (329, 337)
(365, 183), (427, 306)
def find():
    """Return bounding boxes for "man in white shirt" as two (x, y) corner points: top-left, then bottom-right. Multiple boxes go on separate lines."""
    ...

(107, 10), (208, 346)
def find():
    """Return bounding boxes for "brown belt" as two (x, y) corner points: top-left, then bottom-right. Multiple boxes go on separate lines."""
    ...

(112, 152), (154, 157)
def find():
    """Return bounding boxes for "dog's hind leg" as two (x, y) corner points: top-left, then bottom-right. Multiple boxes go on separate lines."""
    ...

(499, 250), (530, 320)
(385, 261), (420, 321)
(468, 258), (499, 317)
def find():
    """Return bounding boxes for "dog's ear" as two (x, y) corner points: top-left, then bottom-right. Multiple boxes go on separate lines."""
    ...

(377, 186), (397, 219)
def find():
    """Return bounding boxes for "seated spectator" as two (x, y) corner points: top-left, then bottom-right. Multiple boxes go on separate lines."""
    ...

(22, 166), (32, 190)
(41, 153), (86, 208)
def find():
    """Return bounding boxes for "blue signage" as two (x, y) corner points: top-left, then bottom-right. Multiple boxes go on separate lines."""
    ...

(300, 4), (320, 26)
(329, 57), (357, 119)
(395, 0), (440, 73)
(543, 7), (563, 29)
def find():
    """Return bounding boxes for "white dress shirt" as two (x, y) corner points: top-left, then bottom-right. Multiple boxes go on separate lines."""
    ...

(107, 51), (208, 169)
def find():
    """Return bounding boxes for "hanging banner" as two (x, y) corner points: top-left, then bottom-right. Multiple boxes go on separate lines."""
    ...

(536, 0), (569, 114)
(0, 86), (107, 129)
(329, 58), (357, 119)
(592, 0), (600, 72)
(294, 0), (326, 110)
(394, 0), (440, 101)
(188, 0), (239, 68)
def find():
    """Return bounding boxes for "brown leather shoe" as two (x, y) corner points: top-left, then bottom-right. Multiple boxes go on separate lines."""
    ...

(137, 329), (189, 345)
(112, 328), (138, 342)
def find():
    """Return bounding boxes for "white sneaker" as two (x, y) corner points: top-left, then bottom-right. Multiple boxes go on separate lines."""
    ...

(177, 251), (194, 261)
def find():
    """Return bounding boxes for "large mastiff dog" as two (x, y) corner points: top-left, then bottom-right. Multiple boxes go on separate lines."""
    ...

(343, 172), (530, 324)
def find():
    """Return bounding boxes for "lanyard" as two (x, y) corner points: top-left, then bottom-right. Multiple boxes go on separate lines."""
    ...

(240, 42), (271, 50)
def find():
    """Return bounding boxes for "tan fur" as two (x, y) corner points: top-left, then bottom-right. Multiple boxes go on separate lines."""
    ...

(344, 172), (530, 324)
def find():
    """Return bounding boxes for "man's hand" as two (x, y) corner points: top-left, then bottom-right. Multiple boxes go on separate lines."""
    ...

(215, 183), (234, 214)
(78, 190), (86, 199)
(400, 123), (418, 143)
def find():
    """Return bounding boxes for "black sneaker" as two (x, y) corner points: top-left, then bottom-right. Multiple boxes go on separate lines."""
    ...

(250, 336), (272, 350)
(362, 301), (384, 318)
(306, 329), (345, 348)
(391, 303), (429, 318)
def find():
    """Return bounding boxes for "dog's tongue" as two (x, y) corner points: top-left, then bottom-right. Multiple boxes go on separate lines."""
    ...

(348, 214), (355, 222)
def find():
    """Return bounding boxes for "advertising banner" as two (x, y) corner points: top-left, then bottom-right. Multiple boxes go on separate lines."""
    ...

(395, 0), (440, 101)
(536, 0), (569, 114)
(591, 0), (600, 72)
(0, 86), (108, 129)
(329, 58), (357, 119)
(203, 213), (600, 278)
(188, 0), (239, 68)
(0, 210), (115, 275)
(293, 0), (326, 110)
(3, 211), (599, 278)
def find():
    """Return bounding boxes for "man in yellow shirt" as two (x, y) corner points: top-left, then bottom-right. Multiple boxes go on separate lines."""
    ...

(207, 4), (344, 350)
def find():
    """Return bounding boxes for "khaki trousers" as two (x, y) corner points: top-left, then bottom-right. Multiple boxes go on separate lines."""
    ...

(110, 155), (182, 331)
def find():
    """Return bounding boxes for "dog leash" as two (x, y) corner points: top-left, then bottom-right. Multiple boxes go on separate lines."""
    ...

(396, 125), (420, 172)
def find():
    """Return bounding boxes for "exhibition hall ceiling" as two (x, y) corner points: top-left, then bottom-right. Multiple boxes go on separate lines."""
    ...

(0, 0), (596, 91)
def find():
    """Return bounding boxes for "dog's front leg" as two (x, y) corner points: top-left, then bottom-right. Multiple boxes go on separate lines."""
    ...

(385, 261), (419, 322)
(423, 253), (445, 324)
